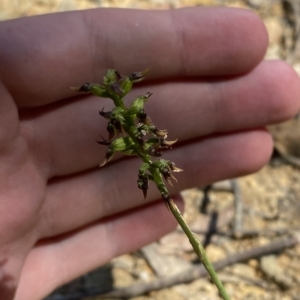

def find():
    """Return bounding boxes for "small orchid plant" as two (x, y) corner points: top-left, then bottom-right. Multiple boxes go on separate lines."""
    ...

(73, 69), (231, 300)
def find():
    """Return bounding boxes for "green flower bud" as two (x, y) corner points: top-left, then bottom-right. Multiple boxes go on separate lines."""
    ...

(111, 136), (134, 152)
(111, 107), (125, 120)
(127, 98), (144, 116)
(99, 136), (136, 167)
(150, 160), (162, 169)
(139, 163), (150, 173)
(102, 69), (126, 97)
(103, 69), (120, 85)
(90, 84), (110, 97)
(109, 107), (126, 132)
(128, 92), (152, 116)
(119, 77), (133, 96)
(113, 137), (136, 155)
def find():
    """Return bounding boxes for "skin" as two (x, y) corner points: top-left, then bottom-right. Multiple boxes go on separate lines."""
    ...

(0, 6), (299, 300)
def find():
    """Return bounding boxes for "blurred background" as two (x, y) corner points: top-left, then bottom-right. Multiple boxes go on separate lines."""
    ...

(1, 1), (300, 300)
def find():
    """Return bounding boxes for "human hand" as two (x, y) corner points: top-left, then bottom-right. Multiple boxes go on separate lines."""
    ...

(0, 7), (299, 300)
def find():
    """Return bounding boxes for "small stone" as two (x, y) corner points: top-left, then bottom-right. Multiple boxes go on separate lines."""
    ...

(260, 255), (293, 289)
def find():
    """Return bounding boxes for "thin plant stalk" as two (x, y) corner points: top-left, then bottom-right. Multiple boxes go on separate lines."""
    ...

(167, 199), (231, 300)
(73, 69), (231, 300)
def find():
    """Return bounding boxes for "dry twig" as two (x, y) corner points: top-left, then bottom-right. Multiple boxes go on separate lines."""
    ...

(46, 234), (299, 300)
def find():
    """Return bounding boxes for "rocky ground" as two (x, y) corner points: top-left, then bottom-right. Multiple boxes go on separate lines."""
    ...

(1, 1), (300, 300)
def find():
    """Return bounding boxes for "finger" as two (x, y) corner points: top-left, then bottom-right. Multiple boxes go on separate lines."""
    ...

(0, 7), (268, 106)
(0, 81), (19, 147)
(16, 197), (183, 300)
(24, 60), (300, 178)
(37, 129), (272, 239)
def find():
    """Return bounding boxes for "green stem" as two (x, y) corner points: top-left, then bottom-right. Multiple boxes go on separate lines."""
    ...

(167, 199), (231, 300)
(101, 74), (231, 299)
